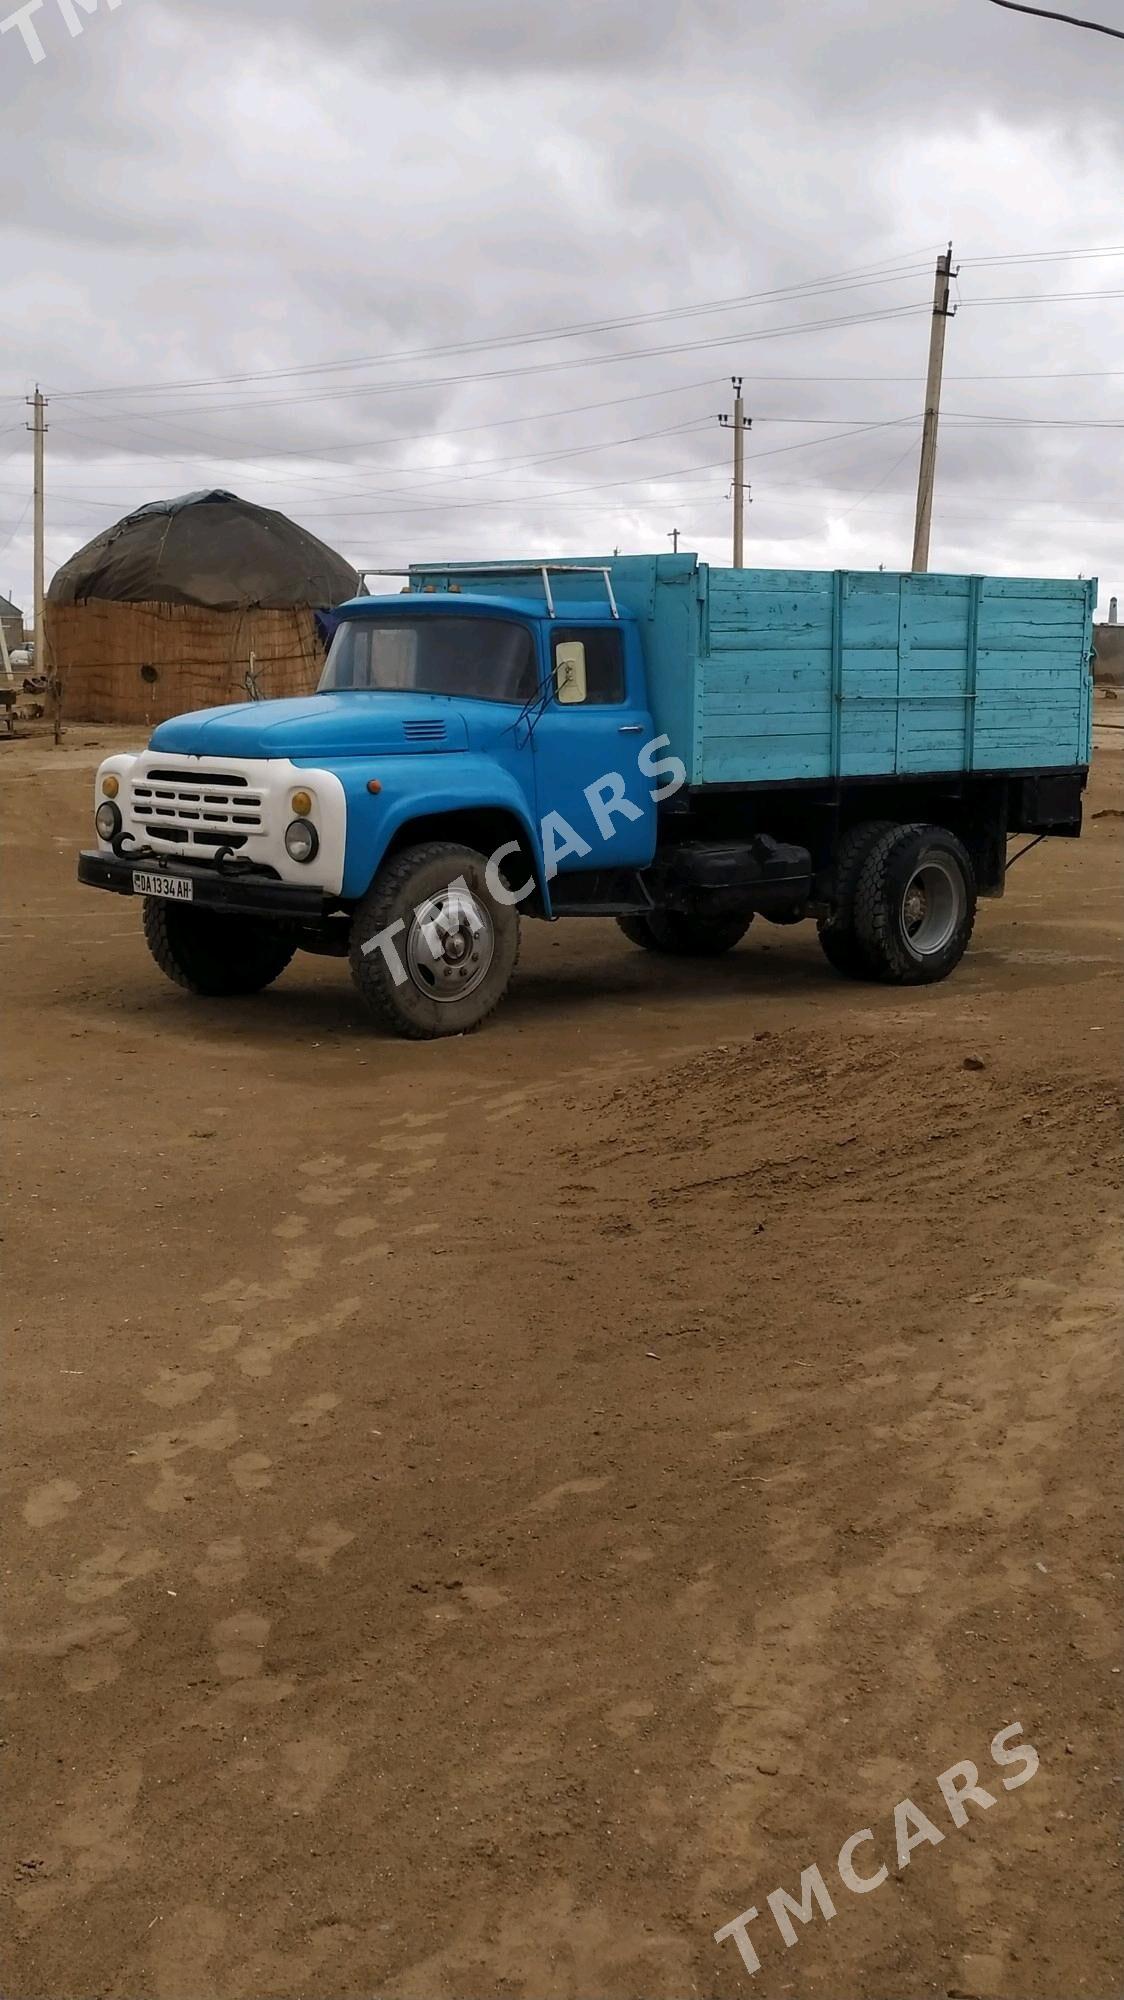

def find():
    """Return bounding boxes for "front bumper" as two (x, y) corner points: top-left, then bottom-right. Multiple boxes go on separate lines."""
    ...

(78, 850), (334, 920)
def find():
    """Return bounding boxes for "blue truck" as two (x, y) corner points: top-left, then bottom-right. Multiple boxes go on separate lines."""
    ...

(79, 555), (1095, 1038)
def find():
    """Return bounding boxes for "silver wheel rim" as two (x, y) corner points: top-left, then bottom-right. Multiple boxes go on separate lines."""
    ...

(900, 856), (964, 958)
(405, 885), (495, 1002)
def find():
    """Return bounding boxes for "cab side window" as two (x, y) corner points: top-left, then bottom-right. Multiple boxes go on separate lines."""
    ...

(551, 629), (625, 707)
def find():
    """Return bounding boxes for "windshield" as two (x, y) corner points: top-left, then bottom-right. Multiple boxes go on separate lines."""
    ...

(320, 617), (539, 705)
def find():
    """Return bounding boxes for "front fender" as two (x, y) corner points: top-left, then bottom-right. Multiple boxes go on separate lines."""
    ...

(323, 756), (551, 911)
(94, 750), (142, 806)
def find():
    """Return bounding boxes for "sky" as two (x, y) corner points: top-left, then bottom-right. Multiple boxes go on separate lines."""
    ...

(1, 0), (1121, 620)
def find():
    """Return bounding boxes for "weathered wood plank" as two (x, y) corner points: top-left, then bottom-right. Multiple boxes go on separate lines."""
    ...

(980, 577), (1093, 600)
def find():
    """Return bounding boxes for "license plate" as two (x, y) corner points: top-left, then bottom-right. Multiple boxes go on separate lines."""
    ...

(133, 871), (194, 902)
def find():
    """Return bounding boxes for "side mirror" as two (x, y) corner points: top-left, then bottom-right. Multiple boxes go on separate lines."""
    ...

(555, 640), (588, 705)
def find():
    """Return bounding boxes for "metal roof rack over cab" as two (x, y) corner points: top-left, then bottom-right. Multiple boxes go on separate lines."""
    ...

(406, 561), (621, 620)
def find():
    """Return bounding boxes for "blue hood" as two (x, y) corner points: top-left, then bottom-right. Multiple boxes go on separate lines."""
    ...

(149, 692), (469, 759)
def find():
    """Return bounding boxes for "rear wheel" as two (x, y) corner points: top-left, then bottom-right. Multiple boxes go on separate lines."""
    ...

(853, 823), (976, 984)
(616, 910), (752, 957)
(142, 900), (296, 996)
(349, 841), (520, 1039)
(816, 819), (894, 980)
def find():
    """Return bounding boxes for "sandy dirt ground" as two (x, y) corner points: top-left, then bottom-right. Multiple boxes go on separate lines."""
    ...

(3, 716), (1121, 2000)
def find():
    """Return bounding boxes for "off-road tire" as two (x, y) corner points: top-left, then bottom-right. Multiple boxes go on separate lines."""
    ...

(616, 911), (752, 957)
(349, 841), (520, 1040)
(816, 819), (895, 979)
(142, 900), (296, 996)
(616, 914), (659, 951)
(853, 823), (977, 985)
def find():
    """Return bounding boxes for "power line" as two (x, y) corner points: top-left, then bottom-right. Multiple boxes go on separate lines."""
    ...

(38, 362), (1124, 487)
(37, 302), (937, 420)
(34, 284), (1121, 430)
(43, 377), (730, 478)
(29, 405), (1124, 506)
(942, 412), (1124, 425)
(239, 420), (928, 520)
(21, 479), (1119, 538)
(833, 430), (927, 522)
(0, 495), (32, 561)
(44, 252), (943, 401)
(949, 368), (1123, 378)
(5, 358), (1123, 427)
(959, 245), (1124, 265)
(986, 0), (1124, 38)
(30, 414), (719, 506)
(961, 287), (1124, 304)
(15, 420), (927, 531)
(34, 243), (1124, 408)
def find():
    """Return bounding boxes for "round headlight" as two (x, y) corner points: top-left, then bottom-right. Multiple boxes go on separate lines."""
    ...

(101, 774), (120, 799)
(284, 818), (319, 864)
(96, 801), (122, 841)
(291, 789), (313, 818)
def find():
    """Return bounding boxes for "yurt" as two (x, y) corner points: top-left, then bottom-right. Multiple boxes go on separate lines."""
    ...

(46, 490), (358, 725)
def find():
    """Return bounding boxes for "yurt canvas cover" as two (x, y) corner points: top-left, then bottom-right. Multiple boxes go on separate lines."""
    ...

(46, 491), (359, 724)
(49, 489), (357, 611)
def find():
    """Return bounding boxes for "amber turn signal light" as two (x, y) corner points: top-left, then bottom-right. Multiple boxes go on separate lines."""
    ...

(367, 779), (382, 795)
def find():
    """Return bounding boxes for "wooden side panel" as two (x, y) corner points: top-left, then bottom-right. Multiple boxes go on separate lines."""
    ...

(695, 567), (1093, 787)
(699, 570), (833, 783)
(896, 574), (972, 774)
(972, 580), (1092, 770)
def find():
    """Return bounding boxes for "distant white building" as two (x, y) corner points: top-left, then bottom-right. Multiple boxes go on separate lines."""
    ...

(0, 593), (23, 655)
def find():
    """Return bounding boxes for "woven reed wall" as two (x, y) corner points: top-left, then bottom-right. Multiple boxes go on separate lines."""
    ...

(46, 600), (326, 725)
(1094, 624), (1124, 688)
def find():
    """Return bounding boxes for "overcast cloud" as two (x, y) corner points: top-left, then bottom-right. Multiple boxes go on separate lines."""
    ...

(1, 0), (1120, 616)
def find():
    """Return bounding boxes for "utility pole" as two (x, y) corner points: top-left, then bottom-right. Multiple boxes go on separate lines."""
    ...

(27, 387), (57, 740)
(911, 245), (957, 573)
(719, 378), (752, 566)
(667, 527), (681, 555)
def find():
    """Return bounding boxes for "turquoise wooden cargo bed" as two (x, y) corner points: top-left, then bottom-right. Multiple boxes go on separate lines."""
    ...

(580, 557), (1095, 788)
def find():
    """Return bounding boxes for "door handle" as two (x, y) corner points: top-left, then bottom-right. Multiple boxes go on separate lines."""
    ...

(618, 723), (644, 734)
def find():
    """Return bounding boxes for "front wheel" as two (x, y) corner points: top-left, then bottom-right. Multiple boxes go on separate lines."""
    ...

(853, 824), (977, 984)
(142, 900), (296, 996)
(349, 841), (520, 1039)
(616, 911), (752, 957)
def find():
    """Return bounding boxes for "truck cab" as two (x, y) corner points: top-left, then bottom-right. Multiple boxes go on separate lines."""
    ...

(79, 555), (1092, 1037)
(317, 582), (660, 890)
